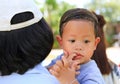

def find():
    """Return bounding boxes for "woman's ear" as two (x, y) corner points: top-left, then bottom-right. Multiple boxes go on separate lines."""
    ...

(56, 35), (63, 48)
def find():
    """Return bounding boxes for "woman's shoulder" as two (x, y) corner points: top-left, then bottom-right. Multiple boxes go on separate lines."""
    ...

(0, 73), (60, 84)
(0, 64), (60, 84)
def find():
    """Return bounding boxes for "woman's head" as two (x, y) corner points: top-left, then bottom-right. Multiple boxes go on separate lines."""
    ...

(0, 1), (54, 75)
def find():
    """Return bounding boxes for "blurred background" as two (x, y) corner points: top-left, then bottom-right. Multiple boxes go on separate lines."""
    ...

(34, 0), (120, 65)
(35, 0), (120, 49)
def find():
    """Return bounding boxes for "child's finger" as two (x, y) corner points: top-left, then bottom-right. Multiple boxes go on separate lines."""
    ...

(49, 69), (59, 77)
(67, 53), (77, 63)
(63, 51), (69, 58)
(61, 56), (69, 67)
(71, 61), (80, 70)
(76, 65), (80, 70)
(53, 64), (61, 73)
(74, 60), (80, 70)
(75, 71), (80, 75)
(56, 60), (63, 69)
(72, 58), (81, 64)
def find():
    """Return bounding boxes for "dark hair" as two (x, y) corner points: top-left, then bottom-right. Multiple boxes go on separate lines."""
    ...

(0, 12), (54, 75)
(92, 12), (112, 75)
(59, 8), (99, 37)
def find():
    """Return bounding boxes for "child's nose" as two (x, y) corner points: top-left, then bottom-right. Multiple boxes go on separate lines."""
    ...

(74, 42), (82, 51)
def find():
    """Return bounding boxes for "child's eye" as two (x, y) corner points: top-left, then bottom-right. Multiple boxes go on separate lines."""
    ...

(84, 40), (90, 43)
(69, 40), (75, 43)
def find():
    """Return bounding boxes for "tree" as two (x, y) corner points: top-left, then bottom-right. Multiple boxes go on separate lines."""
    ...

(85, 0), (120, 22)
(85, 0), (120, 47)
(35, 0), (75, 48)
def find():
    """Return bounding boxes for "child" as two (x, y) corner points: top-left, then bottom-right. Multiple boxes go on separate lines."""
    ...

(48, 8), (105, 84)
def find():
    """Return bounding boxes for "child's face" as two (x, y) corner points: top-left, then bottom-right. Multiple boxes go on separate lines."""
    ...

(56, 20), (100, 64)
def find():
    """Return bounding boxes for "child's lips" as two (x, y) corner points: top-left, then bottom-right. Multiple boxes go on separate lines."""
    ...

(73, 53), (84, 60)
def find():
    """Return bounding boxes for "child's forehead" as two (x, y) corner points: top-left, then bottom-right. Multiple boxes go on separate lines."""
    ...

(64, 20), (94, 28)
(61, 19), (96, 37)
(63, 20), (95, 34)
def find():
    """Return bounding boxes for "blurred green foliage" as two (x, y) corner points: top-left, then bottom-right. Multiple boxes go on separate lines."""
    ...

(35, 0), (120, 48)
(35, 0), (75, 48)
(85, 0), (120, 47)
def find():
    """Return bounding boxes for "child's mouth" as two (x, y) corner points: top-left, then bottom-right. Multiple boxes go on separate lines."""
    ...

(73, 53), (83, 60)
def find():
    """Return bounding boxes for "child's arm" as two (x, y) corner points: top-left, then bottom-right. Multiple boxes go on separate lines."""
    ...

(49, 55), (80, 84)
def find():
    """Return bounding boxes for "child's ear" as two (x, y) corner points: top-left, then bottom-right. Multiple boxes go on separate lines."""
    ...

(94, 37), (100, 50)
(56, 35), (63, 48)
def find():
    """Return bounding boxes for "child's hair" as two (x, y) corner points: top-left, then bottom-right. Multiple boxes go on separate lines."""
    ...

(0, 12), (54, 75)
(59, 8), (99, 37)
(92, 12), (112, 75)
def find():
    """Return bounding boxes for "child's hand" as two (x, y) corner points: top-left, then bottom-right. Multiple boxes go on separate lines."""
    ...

(49, 55), (79, 84)
(64, 51), (80, 75)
